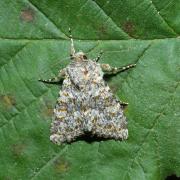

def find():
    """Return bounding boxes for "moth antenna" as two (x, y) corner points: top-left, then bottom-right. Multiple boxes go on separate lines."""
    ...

(69, 27), (75, 58)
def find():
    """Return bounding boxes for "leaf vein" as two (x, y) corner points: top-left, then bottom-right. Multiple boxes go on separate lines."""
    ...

(154, 131), (162, 177)
(0, 43), (29, 69)
(150, 0), (178, 35)
(0, 87), (51, 129)
(91, 0), (132, 39)
(26, 0), (68, 39)
(157, 0), (175, 12)
(0, 37), (179, 41)
(122, 79), (179, 179)
(31, 146), (68, 179)
(122, 110), (164, 180)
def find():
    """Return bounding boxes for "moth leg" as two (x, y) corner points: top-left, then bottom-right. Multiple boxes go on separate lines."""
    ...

(93, 51), (103, 62)
(120, 101), (128, 109)
(69, 28), (75, 59)
(101, 63), (136, 75)
(39, 68), (66, 83)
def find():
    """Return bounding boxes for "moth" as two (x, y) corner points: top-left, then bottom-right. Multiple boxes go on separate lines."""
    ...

(39, 29), (136, 145)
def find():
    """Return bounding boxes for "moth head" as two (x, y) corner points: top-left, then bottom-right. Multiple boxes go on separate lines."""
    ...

(73, 51), (87, 61)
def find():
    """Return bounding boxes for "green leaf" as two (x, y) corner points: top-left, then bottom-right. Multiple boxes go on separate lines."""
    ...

(0, 0), (179, 179)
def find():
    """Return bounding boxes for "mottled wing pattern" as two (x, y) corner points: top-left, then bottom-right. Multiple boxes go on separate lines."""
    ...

(87, 86), (128, 140)
(50, 60), (128, 144)
(50, 77), (84, 144)
(81, 62), (128, 139)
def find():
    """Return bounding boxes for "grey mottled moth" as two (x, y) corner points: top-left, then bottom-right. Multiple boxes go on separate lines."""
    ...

(39, 29), (136, 145)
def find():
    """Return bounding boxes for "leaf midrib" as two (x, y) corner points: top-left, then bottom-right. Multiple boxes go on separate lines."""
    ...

(0, 37), (179, 41)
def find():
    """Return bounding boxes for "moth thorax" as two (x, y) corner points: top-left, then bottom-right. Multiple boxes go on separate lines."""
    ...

(73, 51), (87, 61)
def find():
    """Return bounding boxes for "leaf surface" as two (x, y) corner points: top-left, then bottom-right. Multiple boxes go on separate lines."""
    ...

(0, 0), (180, 179)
